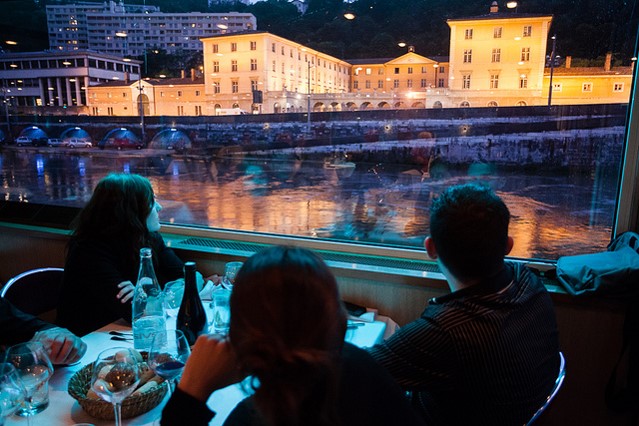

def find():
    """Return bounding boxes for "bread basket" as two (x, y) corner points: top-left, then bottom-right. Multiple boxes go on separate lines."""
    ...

(68, 362), (168, 420)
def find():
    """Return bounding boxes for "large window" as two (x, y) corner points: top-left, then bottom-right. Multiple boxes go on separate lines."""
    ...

(1, 2), (638, 264)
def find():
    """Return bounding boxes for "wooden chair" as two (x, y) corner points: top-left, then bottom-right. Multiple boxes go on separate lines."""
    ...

(1, 267), (64, 321)
(526, 351), (567, 425)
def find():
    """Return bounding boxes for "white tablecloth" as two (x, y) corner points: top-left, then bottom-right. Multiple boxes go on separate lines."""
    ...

(5, 316), (389, 426)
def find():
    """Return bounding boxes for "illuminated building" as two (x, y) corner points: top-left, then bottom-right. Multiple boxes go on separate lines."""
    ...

(46, 1), (256, 57)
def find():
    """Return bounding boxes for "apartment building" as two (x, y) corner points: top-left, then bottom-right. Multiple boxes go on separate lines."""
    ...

(46, 1), (256, 57)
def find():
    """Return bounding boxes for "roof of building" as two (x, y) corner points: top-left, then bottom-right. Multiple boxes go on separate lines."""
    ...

(0, 49), (142, 64)
(447, 12), (552, 22)
(546, 66), (633, 76)
(92, 77), (205, 87)
(347, 55), (449, 66)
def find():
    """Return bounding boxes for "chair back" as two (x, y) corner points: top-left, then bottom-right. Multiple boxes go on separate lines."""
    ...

(525, 351), (566, 425)
(1, 267), (65, 318)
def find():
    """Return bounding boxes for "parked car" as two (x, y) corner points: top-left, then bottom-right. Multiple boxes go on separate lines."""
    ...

(47, 138), (67, 147)
(67, 138), (93, 148)
(15, 136), (33, 147)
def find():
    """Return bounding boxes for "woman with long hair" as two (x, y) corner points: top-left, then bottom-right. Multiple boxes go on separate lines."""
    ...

(56, 173), (184, 335)
(162, 246), (424, 426)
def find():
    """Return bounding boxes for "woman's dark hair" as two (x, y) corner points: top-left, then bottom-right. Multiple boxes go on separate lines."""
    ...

(71, 173), (155, 264)
(229, 246), (347, 426)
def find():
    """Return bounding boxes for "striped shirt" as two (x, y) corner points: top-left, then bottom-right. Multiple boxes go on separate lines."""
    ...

(369, 262), (560, 426)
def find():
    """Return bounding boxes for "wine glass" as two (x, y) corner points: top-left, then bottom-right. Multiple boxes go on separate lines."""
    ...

(0, 363), (26, 426)
(221, 261), (243, 290)
(5, 341), (53, 419)
(91, 347), (140, 426)
(148, 329), (190, 395)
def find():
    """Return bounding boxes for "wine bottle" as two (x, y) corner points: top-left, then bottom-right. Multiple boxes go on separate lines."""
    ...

(176, 261), (206, 345)
(132, 247), (167, 351)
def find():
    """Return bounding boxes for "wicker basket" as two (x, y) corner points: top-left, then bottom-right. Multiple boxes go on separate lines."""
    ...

(68, 362), (168, 420)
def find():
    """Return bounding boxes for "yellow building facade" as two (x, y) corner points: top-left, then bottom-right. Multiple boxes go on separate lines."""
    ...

(201, 31), (351, 113)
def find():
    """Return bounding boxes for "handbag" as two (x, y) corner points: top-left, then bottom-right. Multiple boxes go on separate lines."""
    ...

(556, 232), (639, 297)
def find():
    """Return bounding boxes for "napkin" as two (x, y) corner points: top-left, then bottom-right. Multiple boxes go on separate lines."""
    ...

(199, 280), (215, 301)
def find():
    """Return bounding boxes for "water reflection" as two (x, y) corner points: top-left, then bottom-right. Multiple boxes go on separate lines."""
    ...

(0, 149), (616, 260)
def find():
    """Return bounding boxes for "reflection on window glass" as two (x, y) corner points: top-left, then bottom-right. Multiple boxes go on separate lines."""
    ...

(0, 1), (637, 261)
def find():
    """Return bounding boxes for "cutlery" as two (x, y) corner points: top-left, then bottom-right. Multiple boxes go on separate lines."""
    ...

(110, 336), (133, 342)
(108, 330), (133, 337)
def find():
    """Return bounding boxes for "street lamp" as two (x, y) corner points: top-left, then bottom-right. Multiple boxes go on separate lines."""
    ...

(548, 34), (557, 106)
(307, 61), (314, 135)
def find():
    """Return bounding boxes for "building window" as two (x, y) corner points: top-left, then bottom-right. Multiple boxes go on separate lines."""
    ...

(438, 78), (445, 87)
(177, 105), (184, 115)
(272, 60), (276, 72)
(421, 78), (427, 88)
(393, 79), (400, 88)
(250, 41), (256, 50)
(213, 81), (220, 93)
(271, 43), (275, 52)
(465, 28), (473, 39)
(213, 61), (219, 72)
(553, 83), (562, 92)
(122, 92), (127, 98)
(462, 74), (471, 89)
(408, 67), (413, 74)
(251, 79), (258, 91)
(195, 105), (202, 115)
(353, 80), (359, 89)
(583, 82), (593, 92)
(614, 83), (624, 92)
(107, 107), (113, 115)
(407, 79), (413, 88)
(177, 91), (183, 97)
(377, 80), (384, 89)
(378, 69), (384, 75)
(494, 27), (502, 38)
(521, 47), (530, 62)
(195, 90), (201, 96)
(231, 42), (237, 52)
(212, 44), (218, 53)
(523, 25), (532, 37)
(439, 66), (445, 73)
(520, 75), (528, 89)
(365, 80), (371, 88)
(231, 60), (238, 72)
(460, 101), (470, 107)
(490, 74), (499, 89)
(232, 81), (238, 93)
(487, 100), (498, 107)
(463, 49), (472, 63)
(250, 59), (257, 71)
(492, 48), (501, 63)
(394, 67), (400, 74)
(421, 66), (427, 73)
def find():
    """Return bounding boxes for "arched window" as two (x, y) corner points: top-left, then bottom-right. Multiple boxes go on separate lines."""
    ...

(460, 101), (471, 108)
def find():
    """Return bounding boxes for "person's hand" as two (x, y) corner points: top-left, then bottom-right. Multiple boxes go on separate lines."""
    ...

(207, 274), (222, 285)
(177, 334), (242, 402)
(116, 280), (135, 303)
(31, 327), (87, 365)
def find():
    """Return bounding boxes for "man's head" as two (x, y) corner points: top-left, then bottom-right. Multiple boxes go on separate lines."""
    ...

(426, 183), (512, 282)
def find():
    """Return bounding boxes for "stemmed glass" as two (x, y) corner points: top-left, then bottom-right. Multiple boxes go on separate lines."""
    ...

(91, 347), (140, 426)
(148, 329), (190, 395)
(0, 363), (26, 426)
(5, 342), (53, 420)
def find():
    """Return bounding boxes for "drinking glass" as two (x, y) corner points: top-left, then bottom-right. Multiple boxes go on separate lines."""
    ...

(5, 342), (53, 418)
(210, 286), (231, 335)
(221, 261), (243, 290)
(148, 329), (190, 395)
(91, 347), (140, 426)
(0, 363), (26, 426)
(163, 279), (185, 320)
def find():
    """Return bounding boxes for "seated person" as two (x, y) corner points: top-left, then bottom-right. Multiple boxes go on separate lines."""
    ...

(1, 297), (86, 364)
(368, 183), (560, 425)
(161, 246), (425, 426)
(57, 173), (184, 336)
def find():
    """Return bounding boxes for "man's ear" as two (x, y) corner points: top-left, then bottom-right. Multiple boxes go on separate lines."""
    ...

(424, 236), (438, 259)
(505, 236), (514, 255)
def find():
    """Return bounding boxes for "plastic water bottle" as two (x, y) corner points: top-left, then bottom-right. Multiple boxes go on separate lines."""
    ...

(132, 247), (167, 351)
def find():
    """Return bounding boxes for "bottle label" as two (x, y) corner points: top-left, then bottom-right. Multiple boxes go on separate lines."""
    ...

(133, 315), (167, 351)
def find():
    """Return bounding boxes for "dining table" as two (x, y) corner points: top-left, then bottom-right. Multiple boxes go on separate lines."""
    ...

(4, 309), (393, 426)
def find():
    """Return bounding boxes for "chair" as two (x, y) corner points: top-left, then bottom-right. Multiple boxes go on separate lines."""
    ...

(525, 351), (567, 425)
(1, 267), (65, 320)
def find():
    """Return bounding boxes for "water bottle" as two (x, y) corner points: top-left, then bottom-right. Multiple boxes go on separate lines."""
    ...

(176, 261), (207, 346)
(132, 247), (167, 351)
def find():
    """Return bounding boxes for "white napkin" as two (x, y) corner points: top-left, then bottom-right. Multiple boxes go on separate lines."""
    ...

(199, 280), (215, 301)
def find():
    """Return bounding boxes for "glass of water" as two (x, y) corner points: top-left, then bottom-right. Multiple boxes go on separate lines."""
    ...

(222, 261), (243, 290)
(163, 278), (185, 320)
(0, 363), (25, 426)
(210, 286), (231, 335)
(5, 342), (53, 418)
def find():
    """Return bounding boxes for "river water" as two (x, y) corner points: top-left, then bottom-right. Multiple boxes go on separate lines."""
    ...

(0, 146), (618, 260)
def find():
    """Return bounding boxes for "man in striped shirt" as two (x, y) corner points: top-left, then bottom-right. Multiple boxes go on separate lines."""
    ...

(369, 183), (560, 425)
